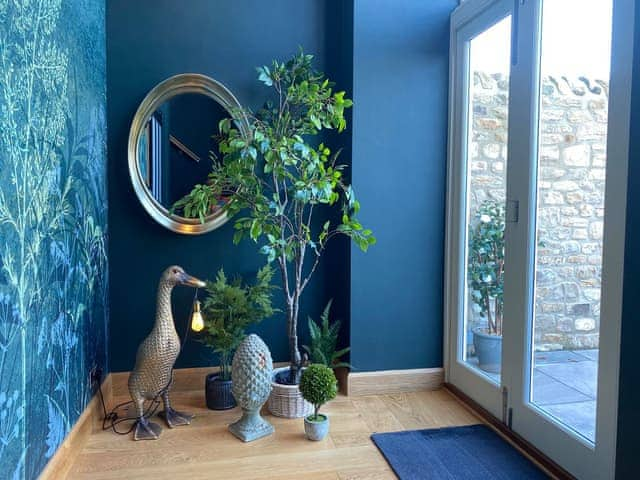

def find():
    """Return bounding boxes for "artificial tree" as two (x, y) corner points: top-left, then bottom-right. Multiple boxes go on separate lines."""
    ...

(175, 51), (375, 383)
(467, 200), (505, 336)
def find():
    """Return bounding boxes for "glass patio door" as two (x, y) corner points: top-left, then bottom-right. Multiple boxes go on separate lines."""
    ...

(446, 1), (634, 478)
(504, 0), (633, 478)
(445, 0), (514, 420)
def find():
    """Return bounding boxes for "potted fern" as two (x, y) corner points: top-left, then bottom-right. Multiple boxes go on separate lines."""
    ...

(299, 364), (337, 441)
(175, 50), (374, 418)
(303, 300), (350, 389)
(200, 265), (275, 409)
(468, 200), (504, 373)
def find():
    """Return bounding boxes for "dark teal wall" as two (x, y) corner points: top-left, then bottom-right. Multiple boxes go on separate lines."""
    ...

(0, 1), (108, 478)
(616, 2), (640, 477)
(350, 0), (455, 371)
(108, 0), (452, 374)
(107, 0), (352, 371)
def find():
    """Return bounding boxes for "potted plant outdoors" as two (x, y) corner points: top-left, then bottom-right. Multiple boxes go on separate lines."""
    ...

(174, 50), (375, 418)
(299, 364), (338, 441)
(468, 200), (505, 373)
(200, 265), (276, 410)
(303, 300), (350, 388)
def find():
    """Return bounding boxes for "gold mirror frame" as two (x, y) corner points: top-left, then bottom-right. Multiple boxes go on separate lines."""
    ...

(127, 73), (249, 235)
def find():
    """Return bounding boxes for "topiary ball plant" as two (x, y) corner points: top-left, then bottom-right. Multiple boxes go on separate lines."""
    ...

(299, 364), (338, 421)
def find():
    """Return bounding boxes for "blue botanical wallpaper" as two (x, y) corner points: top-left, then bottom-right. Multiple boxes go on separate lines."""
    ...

(0, 0), (108, 478)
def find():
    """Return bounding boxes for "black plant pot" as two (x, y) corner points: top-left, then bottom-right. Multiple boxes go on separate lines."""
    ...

(205, 373), (236, 410)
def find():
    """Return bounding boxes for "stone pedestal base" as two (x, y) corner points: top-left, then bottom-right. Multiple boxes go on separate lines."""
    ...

(228, 408), (274, 442)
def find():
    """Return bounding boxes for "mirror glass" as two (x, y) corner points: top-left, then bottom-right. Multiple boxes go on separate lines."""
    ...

(128, 74), (249, 235)
(136, 93), (228, 211)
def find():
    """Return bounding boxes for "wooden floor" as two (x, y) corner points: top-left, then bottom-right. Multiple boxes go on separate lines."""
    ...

(68, 387), (481, 479)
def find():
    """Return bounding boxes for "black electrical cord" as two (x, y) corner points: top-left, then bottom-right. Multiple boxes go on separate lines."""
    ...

(97, 288), (199, 435)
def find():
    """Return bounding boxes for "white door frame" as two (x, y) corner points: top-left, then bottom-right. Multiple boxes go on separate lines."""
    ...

(444, 0), (514, 419)
(504, 1), (634, 478)
(444, 0), (635, 478)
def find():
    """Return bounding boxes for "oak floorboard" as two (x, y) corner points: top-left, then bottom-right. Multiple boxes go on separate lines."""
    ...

(338, 467), (397, 480)
(351, 396), (405, 433)
(68, 387), (483, 479)
(70, 445), (386, 480)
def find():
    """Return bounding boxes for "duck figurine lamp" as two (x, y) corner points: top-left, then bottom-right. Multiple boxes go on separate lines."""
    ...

(127, 265), (206, 440)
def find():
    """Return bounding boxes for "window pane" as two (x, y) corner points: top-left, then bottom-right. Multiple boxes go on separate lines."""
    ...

(530, 0), (613, 443)
(462, 16), (511, 383)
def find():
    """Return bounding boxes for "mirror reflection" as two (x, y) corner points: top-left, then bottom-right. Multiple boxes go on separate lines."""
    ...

(137, 93), (229, 211)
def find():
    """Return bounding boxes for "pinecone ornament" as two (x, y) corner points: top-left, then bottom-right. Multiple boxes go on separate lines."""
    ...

(229, 334), (274, 441)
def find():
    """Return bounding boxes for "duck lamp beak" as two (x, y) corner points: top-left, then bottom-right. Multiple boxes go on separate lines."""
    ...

(179, 272), (206, 288)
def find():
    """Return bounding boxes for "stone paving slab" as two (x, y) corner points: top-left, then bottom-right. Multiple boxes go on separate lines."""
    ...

(531, 370), (591, 406)
(574, 349), (599, 361)
(534, 350), (587, 364)
(542, 400), (596, 442)
(466, 349), (599, 441)
(536, 360), (598, 399)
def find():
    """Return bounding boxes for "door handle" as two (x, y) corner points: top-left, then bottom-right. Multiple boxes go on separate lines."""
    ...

(506, 200), (519, 223)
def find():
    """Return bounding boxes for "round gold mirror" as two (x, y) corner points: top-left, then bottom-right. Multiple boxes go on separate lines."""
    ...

(128, 73), (249, 234)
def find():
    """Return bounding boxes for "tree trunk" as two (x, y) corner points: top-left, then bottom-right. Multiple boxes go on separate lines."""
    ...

(484, 295), (495, 334)
(288, 295), (302, 384)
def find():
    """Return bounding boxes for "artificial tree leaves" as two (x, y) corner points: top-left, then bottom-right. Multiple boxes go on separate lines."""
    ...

(175, 50), (374, 382)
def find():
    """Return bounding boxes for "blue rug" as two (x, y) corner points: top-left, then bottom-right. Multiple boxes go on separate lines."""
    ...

(371, 424), (548, 479)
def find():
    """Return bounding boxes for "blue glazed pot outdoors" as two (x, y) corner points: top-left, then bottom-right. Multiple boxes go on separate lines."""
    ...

(472, 330), (502, 373)
(304, 414), (330, 441)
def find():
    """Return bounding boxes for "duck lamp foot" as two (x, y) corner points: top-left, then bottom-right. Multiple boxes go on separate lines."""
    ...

(158, 407), (194, 428)
(133, 418), (162, 441)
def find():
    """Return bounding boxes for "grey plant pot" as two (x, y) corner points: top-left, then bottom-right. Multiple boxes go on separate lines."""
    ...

(472, 330), (502, 373)
(205, 374), (236, 410)
(304, 414), (330, 441)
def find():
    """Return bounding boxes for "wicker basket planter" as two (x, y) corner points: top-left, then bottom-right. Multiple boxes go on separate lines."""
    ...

(267, 367), (313, 418)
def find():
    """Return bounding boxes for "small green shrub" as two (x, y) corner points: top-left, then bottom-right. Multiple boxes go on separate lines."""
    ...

(303, 300), (351, 368)
(299, 364), (338, 420)
(200, 264), (276, 380)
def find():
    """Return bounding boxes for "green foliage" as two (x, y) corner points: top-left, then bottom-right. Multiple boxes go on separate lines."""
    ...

(173, 49), (374, 377)
(0, 0), (108, 476)
(299, 364), (338, 420)
(467, 200), (505, 335)
(171, 184), (220, 224)
(173, 49), (374, 255)
(302, 300), (350, 368)
(200, 265), (276, 380)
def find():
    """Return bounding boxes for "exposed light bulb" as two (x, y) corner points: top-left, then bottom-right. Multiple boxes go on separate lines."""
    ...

(191, 300), (204, 332)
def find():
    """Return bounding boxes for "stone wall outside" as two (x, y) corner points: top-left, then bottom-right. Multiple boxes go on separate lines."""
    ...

(468, 72), (607, 351)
